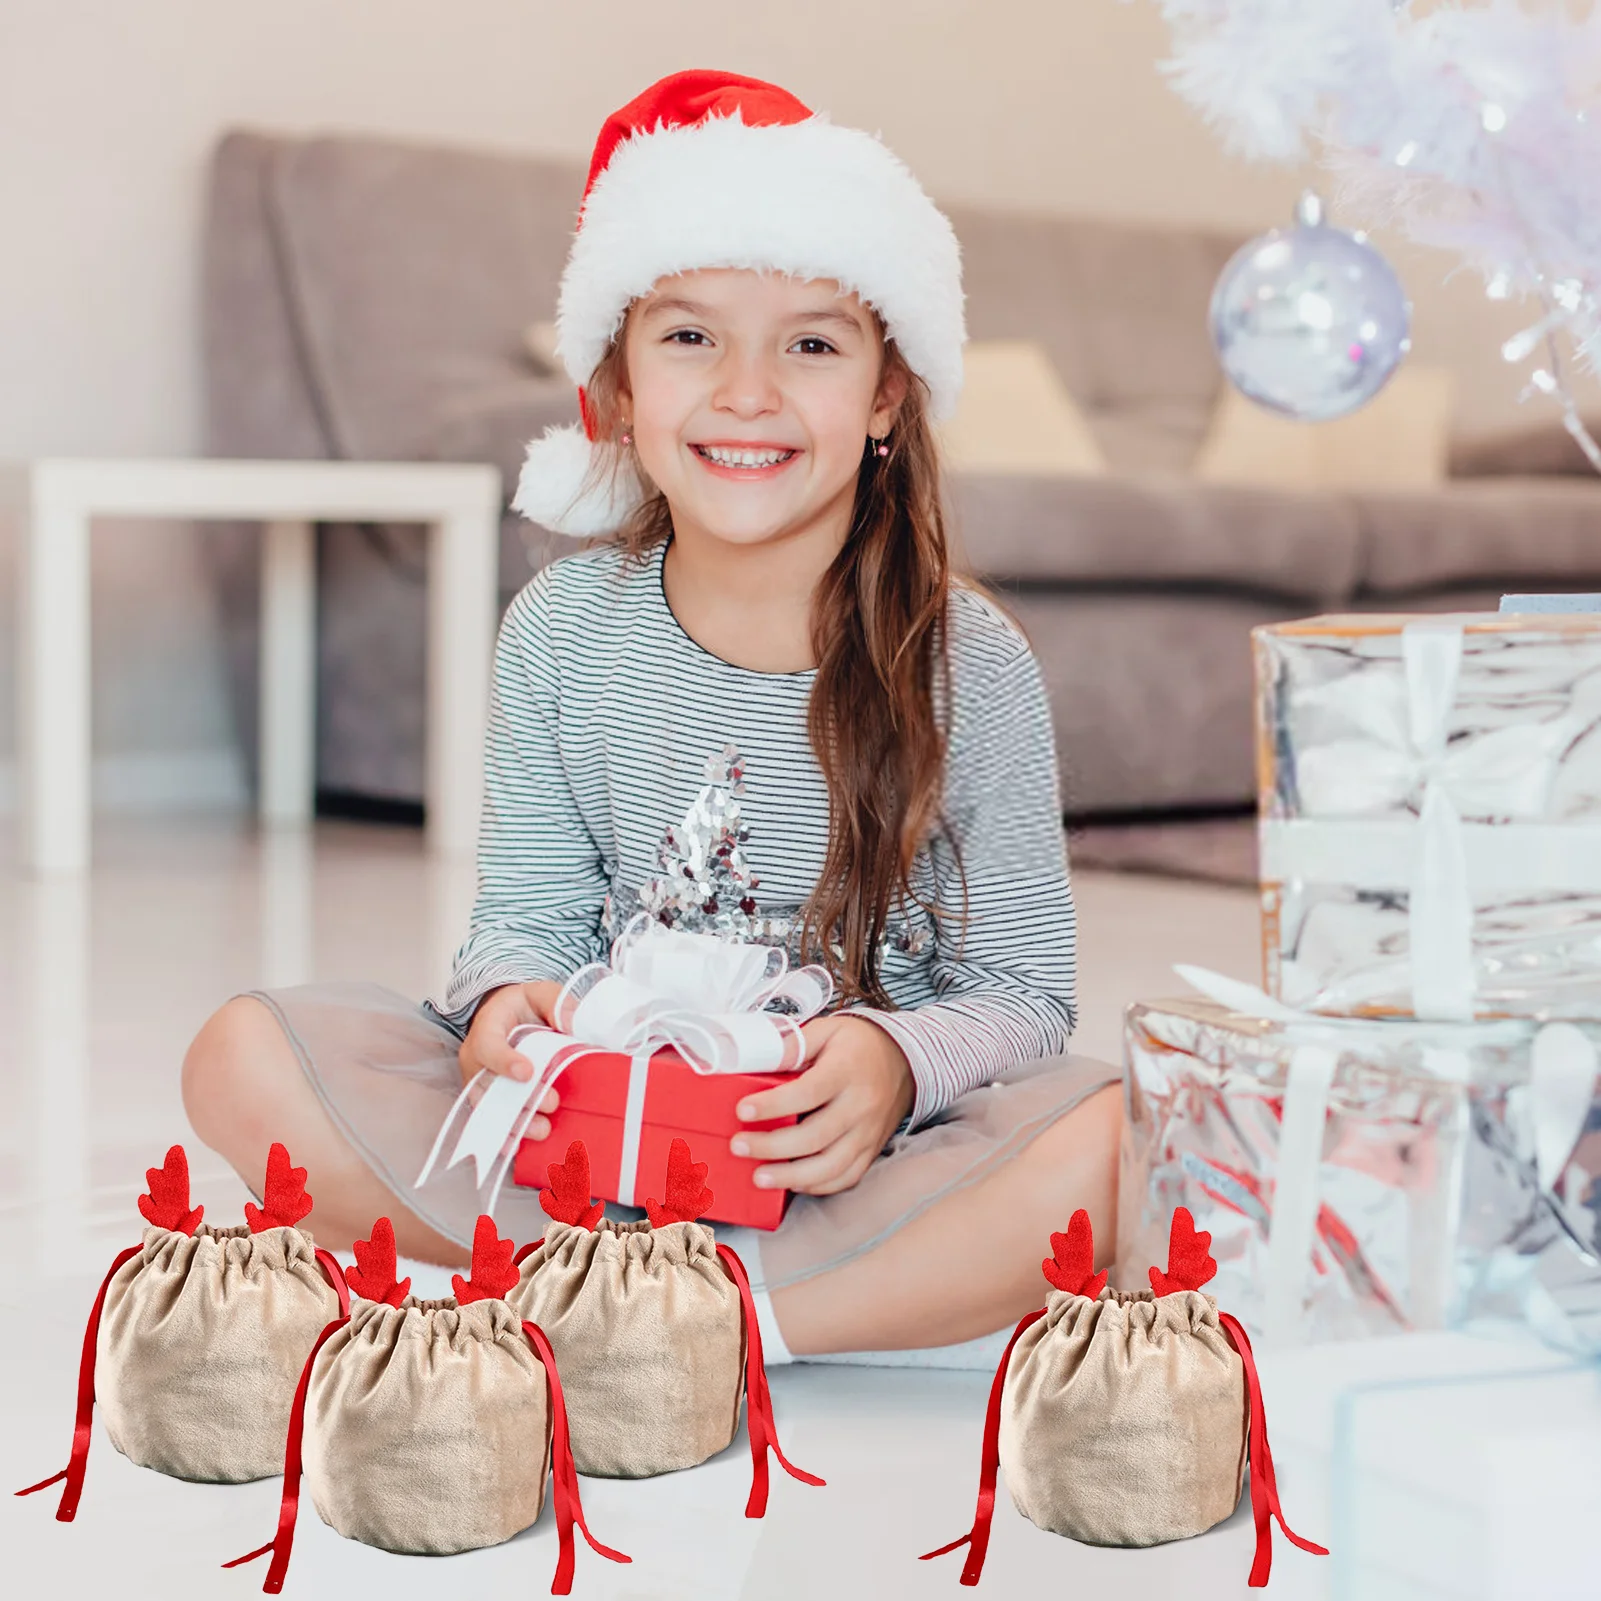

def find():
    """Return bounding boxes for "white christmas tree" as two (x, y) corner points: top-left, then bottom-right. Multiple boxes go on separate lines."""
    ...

(1147, 0), (1601, 467)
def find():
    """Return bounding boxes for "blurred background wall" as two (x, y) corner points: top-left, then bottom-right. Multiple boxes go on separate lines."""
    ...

(0, 0), (1532, 812)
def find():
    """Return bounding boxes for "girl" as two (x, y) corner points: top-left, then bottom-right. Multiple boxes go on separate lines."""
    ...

(182, 69), (1120, 1363)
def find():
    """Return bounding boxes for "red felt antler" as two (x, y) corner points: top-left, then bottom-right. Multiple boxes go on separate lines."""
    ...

(453, 1215), (520, 1305)
(540, 1140), (604, 1230)
(345, 1217), (411, 1306)
(244, 1142), (313, 1232)
(1148, 1206), (1218, 1296)
(644, 1138), (713, 1227)
(137, 1144), (203, 1235)
(1041, 1208), (1107, 1298)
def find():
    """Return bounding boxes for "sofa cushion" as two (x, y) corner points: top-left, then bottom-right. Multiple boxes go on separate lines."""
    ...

(1450, 417), (1601, 477)
(266, 135), (585, 461)
(938, 340), (1107, 477)
(1352, 479), (1601, 595)
(950, 471), (1363, 603)
(1193, 365), (1455, 492)
(1085, 403), (1217, 475)
(945, 205), (1244, 473)
(1003, 589), (1293, 813)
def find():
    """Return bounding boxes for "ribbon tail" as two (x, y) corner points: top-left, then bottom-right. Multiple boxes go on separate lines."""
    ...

(1530, 1023), (1601, 1190)
(521, 1320), (630, 1594)
(482, 1074), (558, 1220)
(14, 1469), (68, 1497)
(1173, 963), (1305, 1023)
(313, 1248), (350, 1317)
(480, 1045), (589, 1216)
(918, 1308), (1043, 1587)
(416, 1072), (483, 1188)
(15, 1244), (142, 1521)
(223, 1315), (349, 1593)
(220, 1541), (277, 1569)
(716, 1245), (825, 1519)
(753, 1357), (826, 1491)
(719, 1243), (770, 1517)
(1219, 1313), (1329, 1587)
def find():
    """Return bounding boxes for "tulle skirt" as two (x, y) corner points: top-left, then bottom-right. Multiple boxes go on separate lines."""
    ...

(246, 981), (1115, 1292)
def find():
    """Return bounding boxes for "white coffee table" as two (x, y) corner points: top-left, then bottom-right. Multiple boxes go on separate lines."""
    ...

(5, 458), (503, 873)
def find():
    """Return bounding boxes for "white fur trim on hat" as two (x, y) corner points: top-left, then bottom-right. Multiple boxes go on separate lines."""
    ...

(513, 424), (647, 537)
(556, 112), (966, 420)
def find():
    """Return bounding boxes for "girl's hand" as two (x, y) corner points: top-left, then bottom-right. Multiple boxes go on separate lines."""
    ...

(729, 1016), (915, 1196)
(458, 980), (564, 1141)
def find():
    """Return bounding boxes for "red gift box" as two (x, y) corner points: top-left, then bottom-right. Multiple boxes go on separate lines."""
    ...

(512, 1048), (795, 1230)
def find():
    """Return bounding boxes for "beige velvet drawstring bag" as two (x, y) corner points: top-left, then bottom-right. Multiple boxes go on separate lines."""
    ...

(508, 1139), (824, 1512)
(514, 1216), (744, 1476)
(1002, 1287), (1246, 1547)
(18, 1144), (348, 1517)
(923, 1209), (1328, 1590)
(227, 1215), (629, 1596)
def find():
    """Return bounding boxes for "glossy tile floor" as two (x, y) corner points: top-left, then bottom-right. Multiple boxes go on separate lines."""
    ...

(1, 819), (1328, 1600)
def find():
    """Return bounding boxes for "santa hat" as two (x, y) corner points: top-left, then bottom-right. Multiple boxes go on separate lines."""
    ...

(513, 69), (965, 537)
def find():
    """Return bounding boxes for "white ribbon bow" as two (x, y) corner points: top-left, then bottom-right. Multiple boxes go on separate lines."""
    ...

(1271, 620), (1575, 1020)
(1293, 623), (1565, 821)
(1175, 964), (1598, 1348)
(417, 914), (832, 1217)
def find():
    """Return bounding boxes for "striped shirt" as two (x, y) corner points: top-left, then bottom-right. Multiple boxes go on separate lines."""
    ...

(433, 540), (1077, 1128)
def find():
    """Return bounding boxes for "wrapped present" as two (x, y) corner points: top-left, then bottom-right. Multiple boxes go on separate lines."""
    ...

(1254, 1328), (1589, 1597)
(1320, 1339), (1598, 1599)
(1255, 611), (1601, 1019)
(1118, 972), (1601, 1352)
(511, 1049), (793, 1229)
(418, 913), (832, 1230)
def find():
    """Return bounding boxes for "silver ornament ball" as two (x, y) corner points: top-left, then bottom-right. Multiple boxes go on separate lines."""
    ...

(1209, 192), (1411, 422)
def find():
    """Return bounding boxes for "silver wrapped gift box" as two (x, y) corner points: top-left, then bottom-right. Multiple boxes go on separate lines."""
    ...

(1256, 612), (1601, 1020)
(1117, 989), (1601, 1350)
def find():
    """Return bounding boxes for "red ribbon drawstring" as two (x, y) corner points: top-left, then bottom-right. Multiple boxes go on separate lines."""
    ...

(513, 1238), (545, 1266)
(223, 1314), (350, 1593)
(918, 1308), (1044, 1586)
(520, 1320), (631, 1594)
(313, 1248), (350, 1316)
(16, 1244), (144, 1522)
(1217, 1312), (1328, 1587)
(715, 1243), (826, 1518)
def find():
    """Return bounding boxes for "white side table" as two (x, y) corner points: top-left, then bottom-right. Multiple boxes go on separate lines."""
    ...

(4, 458), (503, 873)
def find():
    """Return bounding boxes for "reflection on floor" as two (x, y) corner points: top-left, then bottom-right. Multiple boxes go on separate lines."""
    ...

(3, 818), (1314, 1601)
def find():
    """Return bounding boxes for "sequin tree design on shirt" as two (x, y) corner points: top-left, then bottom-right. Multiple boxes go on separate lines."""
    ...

(638, 745), (764, 939)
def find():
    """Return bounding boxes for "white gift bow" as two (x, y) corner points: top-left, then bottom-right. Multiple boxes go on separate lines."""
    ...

(1174, 964), (1598, 1347)
(1285, 620), (1573, 1020)
(416, 914), (833, 1217)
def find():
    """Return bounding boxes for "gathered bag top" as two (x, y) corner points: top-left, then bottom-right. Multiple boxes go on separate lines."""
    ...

(17, 1143), (348, 1509)
(225, 1213), (629, 1596)
(509, 1138), (824, 1509)
(921, 1209), (1329, 1589)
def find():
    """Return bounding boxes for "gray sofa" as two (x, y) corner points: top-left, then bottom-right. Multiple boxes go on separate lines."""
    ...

(203, 129), (1601, 818)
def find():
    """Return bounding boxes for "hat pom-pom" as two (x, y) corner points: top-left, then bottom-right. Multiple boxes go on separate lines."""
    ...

(513, 423), (645, 538)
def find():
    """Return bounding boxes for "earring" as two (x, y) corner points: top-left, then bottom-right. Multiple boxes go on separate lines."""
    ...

(871, 435), (890, 457)
(620, 426), (633, 446)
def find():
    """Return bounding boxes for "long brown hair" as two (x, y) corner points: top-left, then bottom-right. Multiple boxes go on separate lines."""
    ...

(584, 324), (955, 1006)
